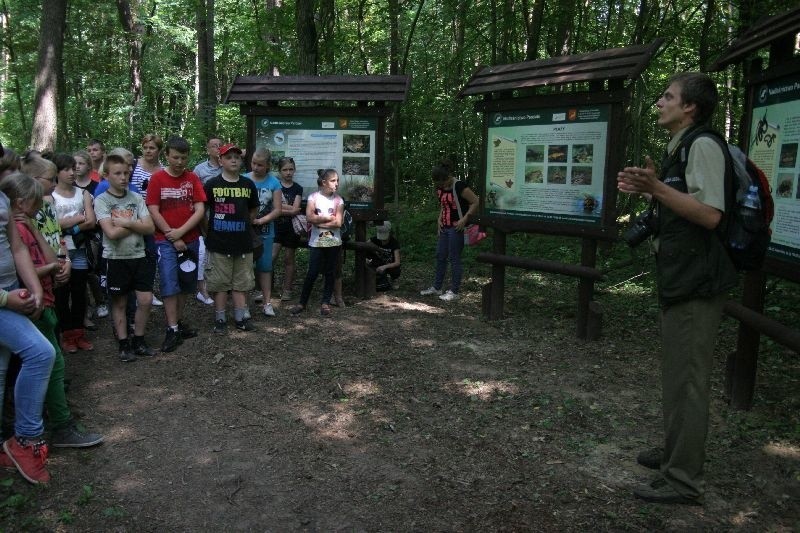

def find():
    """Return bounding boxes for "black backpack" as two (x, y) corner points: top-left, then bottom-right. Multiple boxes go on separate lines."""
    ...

(677, 128), (773, 271)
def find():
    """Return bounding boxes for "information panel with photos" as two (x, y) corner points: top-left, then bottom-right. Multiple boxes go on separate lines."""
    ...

(255, 116), (377, 208)
(484, 105), (610, 226)
(748, 72), (800, 266)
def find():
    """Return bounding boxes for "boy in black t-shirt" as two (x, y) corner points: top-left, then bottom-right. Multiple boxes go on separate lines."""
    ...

(367, 221), (401, 290)
(203, 144), (259, 333)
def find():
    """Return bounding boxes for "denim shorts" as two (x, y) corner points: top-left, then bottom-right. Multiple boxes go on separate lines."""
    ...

(157, 239), (200, 297)
(254, 233), (275, 273)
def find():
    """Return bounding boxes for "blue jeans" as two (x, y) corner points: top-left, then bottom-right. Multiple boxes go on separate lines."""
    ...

(157, 239), (200, 297)
(0, 307), (56, 438)
(299, 246), (340, 307)
(433, 227), (464, 293)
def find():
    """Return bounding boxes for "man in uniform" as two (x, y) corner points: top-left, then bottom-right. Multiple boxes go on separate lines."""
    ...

(617, 72), (738, 505)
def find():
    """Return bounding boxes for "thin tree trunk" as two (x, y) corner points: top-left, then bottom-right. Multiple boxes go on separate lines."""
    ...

(295, 0), (317, 75)
(522, 0), (545, 60)
(196, 0), (216, 137)
(31, 0), (67, 151)
(116, 0), (144, 138)
(0, 0), (27, 134)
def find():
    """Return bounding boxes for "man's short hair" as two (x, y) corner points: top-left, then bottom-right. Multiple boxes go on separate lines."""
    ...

(166, 136), (191, 154)
(87, 138), (105, 151)
(206, 135), (222, 145)
(668, 72), (718, 125)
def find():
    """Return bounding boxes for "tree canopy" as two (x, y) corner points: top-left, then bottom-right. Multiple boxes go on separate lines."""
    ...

(0, 0), (797, 199)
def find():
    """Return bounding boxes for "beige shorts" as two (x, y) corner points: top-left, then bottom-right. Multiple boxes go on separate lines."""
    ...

(205, 251), (255, 293)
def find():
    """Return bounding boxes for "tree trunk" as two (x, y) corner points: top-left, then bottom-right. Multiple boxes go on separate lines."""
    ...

(319, 0), (335, 73)
(262, 0), (281, 75)
(116, 0), (144, 138)
(295, 0), (318, 75)
(30, 0), (66, 151)
(196, 0), (217, 137)
(1, 0), (28, 134)
(522, 0), (545, 61)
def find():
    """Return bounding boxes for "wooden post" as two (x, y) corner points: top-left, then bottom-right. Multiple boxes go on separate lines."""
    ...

(726, 269), (766, 410)
(352, 220), (369, 297)
(488, 229), (507, 320)
(576, 238), (598, 339)
(586, 301), (603, 341)
(481, 282), (492, 318)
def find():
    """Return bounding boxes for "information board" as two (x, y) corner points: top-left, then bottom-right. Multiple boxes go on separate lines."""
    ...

(255, 116), (377, 207)
(749, 72), (800, 265)
(484, 105), (610, 226)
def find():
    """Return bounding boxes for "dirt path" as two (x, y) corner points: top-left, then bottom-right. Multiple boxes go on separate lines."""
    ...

(2, 282), (798, 531)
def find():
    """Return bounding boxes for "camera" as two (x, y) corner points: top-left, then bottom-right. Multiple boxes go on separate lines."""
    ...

(623, 210), (657, 247)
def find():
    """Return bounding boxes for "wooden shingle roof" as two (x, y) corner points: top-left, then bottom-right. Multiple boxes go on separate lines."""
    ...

(458, 39), (663, 98)
(709, 7), (800, 71)
(225, 75), (411, 104)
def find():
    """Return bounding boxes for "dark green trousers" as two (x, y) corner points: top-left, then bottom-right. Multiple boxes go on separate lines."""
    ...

(659, 293), (726, 500)
(34, 307), (71, 430)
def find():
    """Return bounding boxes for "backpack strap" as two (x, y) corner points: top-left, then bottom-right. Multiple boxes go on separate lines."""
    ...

(666, 125), (735, 242)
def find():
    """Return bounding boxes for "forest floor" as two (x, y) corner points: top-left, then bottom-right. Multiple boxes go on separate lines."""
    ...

(1, 257), (798, 532)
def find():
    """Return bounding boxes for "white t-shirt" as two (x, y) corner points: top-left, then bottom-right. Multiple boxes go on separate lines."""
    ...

(307, 191), (342, 248)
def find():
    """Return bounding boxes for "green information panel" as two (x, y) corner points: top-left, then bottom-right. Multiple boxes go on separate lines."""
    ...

(255, 116), (377, 207)
(749, 73), (800, 265)
(484, 105), (610, 226)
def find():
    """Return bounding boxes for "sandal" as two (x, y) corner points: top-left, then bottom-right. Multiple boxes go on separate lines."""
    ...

(320, 304), (332, 316)
(289, 305), (305, 316)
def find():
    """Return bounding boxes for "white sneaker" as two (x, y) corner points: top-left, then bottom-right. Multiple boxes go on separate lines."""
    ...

(254, 292), (264, 303)
(439, 290), (459, 301)
(196, 292), (213, 305)
(263, 303), (276, 317)
(420, 286), (442, 296)
(151, 295), (163, 306)
(95, 304), (109, 318)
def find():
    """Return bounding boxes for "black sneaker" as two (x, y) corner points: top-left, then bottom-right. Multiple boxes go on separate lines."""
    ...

(132, 336), (157, 357)
(118, 339), (137, 362)
(178, 320), (198, 339)
(50, 421), (104, 448)
(213, 319), (227, 335)
(161, 327), (181, 352)
(235, 319), (254, 331)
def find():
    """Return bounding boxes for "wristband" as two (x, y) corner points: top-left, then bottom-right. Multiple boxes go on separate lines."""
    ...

(0, 289), (7, 308)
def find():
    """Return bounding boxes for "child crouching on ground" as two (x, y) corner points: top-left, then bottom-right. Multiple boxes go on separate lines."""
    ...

(94, 154), (157, 361)
(367, 221), (401, 291)
(203, 144), (259, 334)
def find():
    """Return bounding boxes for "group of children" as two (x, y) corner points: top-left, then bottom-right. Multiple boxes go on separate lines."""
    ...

(0, 134), (410, 485)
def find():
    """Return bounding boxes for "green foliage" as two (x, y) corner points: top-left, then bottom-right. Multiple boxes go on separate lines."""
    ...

(1, 0), (798, 193)
(76, 484), (93, 505)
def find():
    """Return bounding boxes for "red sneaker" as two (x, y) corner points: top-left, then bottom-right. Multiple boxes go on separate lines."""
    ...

(0, 449), (16, 470)
(3, 436), (50, 484)
(74, 330), (94, 351)
(61, 330), (78, 354)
